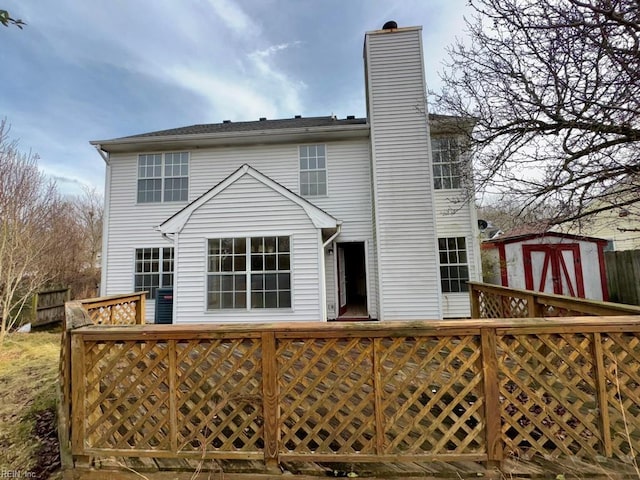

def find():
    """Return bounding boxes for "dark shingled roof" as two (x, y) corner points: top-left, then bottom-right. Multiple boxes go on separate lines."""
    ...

(120, 116), (368, 139)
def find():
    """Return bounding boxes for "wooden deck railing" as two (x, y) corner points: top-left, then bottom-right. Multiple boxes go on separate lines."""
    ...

(469, 282), (640, 318)
(65, 315), (640, 468)
(59, 293), (146, 468)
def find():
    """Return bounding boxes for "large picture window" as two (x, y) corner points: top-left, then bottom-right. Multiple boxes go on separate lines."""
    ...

(438, 237), (469, 293)
(138, 152), (188, 203)
(299, 145), (327, 196)
(134, 247), (174, 299)
(432, 137), (461, 189)
(207, 236), (291, 310)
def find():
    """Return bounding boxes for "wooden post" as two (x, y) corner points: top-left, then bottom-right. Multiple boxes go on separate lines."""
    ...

(261, 332), (280, 471)
(592, 332), (613, 457)
(137, 293), (146, 324)
(372, 339), (385, 455)
(32, 293), (38, 324)
(526, 293), (543, 318)
(481, 328), (503, 468)
(70, 332), (87, 456)
(470, 287), (481, 318)
(168, 340), (178, 454)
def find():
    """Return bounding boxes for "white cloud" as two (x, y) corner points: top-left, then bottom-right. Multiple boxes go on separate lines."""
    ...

(206, 0), (259, 36)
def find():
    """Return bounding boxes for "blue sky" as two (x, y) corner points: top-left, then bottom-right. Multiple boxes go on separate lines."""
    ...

(0, 0), (470, 195)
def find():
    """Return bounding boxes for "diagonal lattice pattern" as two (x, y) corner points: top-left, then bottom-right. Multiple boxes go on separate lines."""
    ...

(498, 333), (602, 458)
(175, 338), (264, 453)
(478, 291), (530, 318)
(378, 336), (485, 454)
(87, 301), (139, 325)
(600, 333), (640, 458)
(84, 340), (171, 451)
(278, 338), (376, 454)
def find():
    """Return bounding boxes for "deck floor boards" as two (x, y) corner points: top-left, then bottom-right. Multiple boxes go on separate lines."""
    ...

(65, 454), (640, 479)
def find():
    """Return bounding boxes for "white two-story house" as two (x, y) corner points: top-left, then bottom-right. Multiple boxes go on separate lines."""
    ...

(92, 23), (482, 323)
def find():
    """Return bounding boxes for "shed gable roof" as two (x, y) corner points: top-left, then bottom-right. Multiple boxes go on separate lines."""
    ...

(157, 164), (339, 234)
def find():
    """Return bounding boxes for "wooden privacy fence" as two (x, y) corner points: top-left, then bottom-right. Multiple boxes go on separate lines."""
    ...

(32, 287), (70, 327)
(65, 316), (640, 468)
(59, 292), (147, 468)
(605, 250), (640, 306)
(470, 282), (640, 319)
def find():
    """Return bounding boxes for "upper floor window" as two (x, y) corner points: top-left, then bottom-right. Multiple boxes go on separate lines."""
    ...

(134, 247), (174, 299)
(438, 237), (469, 293)
(137, 152), (189, 203)
(432, 137), (461, 189)
(299, 145), (327, 196)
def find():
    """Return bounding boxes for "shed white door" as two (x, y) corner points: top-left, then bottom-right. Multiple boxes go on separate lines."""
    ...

(523, 244), (585, 298)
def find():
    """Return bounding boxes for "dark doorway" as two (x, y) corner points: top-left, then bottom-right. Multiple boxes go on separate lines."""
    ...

(336, 242), (368, 320)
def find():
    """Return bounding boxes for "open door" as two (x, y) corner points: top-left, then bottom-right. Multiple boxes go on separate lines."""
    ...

(336, 242), (369, 320)
(337, 245), (347, 316)
(523, 244), (585, 298)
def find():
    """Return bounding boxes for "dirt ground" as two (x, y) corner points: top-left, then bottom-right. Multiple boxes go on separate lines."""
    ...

(0, 332), (62, 479)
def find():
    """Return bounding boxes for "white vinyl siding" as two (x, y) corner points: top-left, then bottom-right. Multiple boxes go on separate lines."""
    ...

(104, 139), (376, 323)
(175, 174), (321, 323)
(434, 192), (481, 318)
(365, 27), (441, 319)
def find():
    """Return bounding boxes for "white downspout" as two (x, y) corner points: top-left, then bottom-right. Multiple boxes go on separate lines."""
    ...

(320, 224), (342, 321)
(95, 145), (110, 296)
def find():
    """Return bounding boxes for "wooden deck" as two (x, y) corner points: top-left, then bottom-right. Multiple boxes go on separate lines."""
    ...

(60, 290), (640, 478)
(65, 455), (640, 479)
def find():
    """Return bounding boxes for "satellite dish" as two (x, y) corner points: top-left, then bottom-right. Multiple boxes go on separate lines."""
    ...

(478, 219), (488, 231)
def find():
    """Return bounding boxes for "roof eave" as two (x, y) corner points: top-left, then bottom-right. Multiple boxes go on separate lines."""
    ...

(90, 124), (371, 153)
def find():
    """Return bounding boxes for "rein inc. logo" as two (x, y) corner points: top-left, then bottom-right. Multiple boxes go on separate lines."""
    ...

(0, 470), (36, 478)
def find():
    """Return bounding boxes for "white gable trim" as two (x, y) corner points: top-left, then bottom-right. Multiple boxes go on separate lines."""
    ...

(157, 164), (339, 234)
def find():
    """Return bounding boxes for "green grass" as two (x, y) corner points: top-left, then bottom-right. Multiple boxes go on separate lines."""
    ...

(0, 332), (61, 477)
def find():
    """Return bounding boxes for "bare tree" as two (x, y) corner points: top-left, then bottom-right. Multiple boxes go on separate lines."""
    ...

(0, 9), (25, 28)
(0, 120), (60, 342)
(435, 0), (640, 223)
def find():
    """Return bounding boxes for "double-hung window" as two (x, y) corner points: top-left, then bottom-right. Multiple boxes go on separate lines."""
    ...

(299, 145), (327, 196)
(134, 247), (174, 299)
(207, 236), (291, 310)
(137, 152), (188, 203)
(432, 137), (461, 189)
(438, 237), (469, 293)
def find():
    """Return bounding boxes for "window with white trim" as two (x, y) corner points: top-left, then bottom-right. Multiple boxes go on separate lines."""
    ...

(137, 152), (188, 203)
(432, 137), (461, 189)
(134, 247), (174, 299)
(438, 237), (469, 293)
(299, 145), (327, 196)
(207, 236), (291, 310)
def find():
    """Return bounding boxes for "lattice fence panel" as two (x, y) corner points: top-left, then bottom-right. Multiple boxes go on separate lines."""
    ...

(498, 333), (602, 458)
(477, 291), (503, 318)
(84, 340), (171, 451)
(278, 338), (376, 455)
(377, 335), (485, 455)
(175, 338), (264, 453)
(600, 333), (640, 459)
(87, 301), (138, 325)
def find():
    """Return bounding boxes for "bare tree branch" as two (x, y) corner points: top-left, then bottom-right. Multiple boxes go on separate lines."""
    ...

(435, 0), (640, 223)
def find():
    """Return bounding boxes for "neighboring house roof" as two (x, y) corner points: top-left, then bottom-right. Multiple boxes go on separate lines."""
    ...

(498, 221), (554, 239)
(158, 164), (340, 234)
(483, 230), (608, 247)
